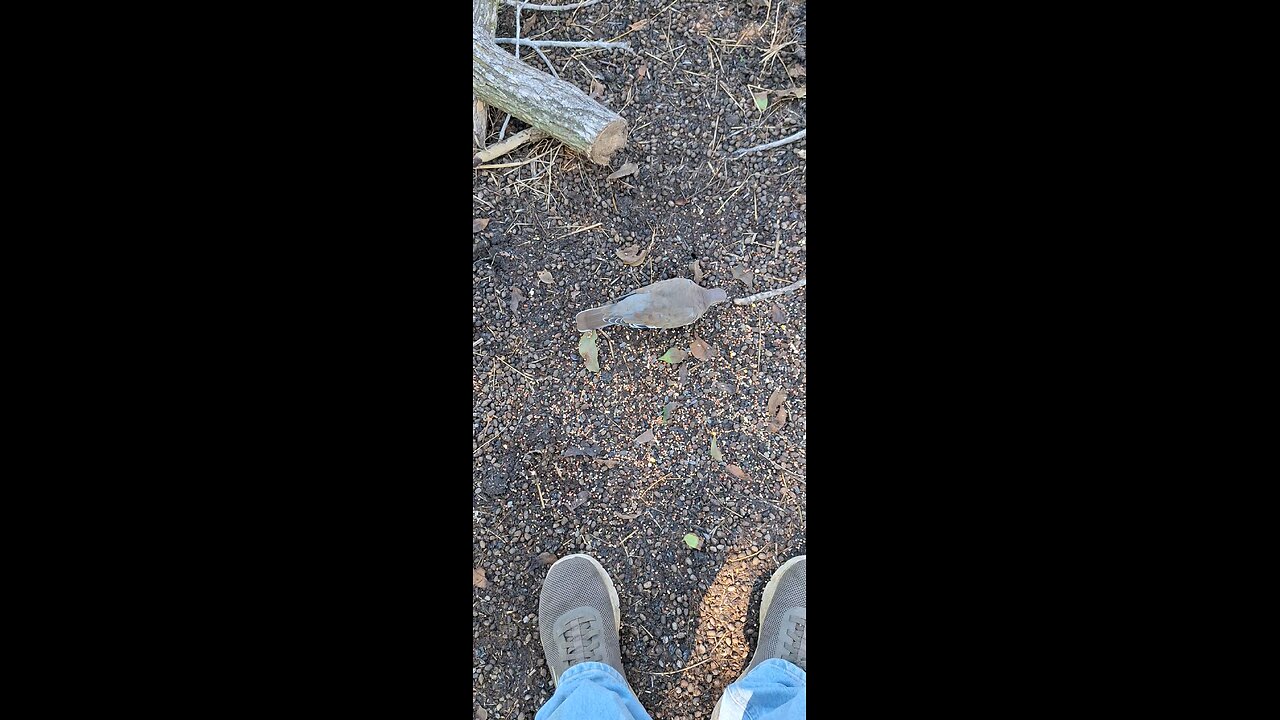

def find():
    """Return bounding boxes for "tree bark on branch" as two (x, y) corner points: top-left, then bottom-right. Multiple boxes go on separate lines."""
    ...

(473, 0), (500, 149)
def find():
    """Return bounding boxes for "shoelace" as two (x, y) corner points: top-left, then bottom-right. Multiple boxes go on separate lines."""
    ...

(783, 615), (807, 669)
(561, 616), (602, 669)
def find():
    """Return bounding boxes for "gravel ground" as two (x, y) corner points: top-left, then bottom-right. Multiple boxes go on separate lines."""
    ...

(473, 2), (806, 718)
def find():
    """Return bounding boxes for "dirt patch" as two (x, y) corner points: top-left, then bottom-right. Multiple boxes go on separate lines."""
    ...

(473, 1), (806, 717)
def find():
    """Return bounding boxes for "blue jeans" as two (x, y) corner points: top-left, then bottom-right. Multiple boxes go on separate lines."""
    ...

(534, 658), (805, 720)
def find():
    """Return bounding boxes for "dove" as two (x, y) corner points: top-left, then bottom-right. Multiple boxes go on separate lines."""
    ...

(575, 278), (729, 331)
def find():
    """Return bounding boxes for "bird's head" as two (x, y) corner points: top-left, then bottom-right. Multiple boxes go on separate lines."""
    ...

(706, 287), (729, 305)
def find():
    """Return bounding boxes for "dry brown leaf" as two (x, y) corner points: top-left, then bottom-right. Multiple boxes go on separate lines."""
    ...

(568, 490), (591, 510)
(691, 336), (719, 361)
(788, 65), (807, 78)
(726, 464), (750, 480)
(767, 388), (788, 417)
(616, 238), (655, 266)
(773, 86), (807, 99)
(629, 19), (649, 32)
(635, 428), (656, 444)
(473, 567), (488, 589)
(534, 551), (558, 567)
(590, 79), (605, 99)
(594, 458), (620, 469)
(607, 162), (639, 181)
(691, 258), (704, 284)
(768, 406), (788, 434)
(770, 304), (789, 324)
(537, 270), (554, 284)
(616, 512), (641, 520)
(509, 286), (525, 313)
(690, 336), (710, 361)
(636, 64), (648, 81)
(732, 266), (755, 289)
(473, 218), (490, 233)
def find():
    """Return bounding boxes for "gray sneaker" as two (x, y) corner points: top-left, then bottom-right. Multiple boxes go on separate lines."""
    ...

(745, 554), (806, 673)
(538, 553), (628, 687)
(713, 555), (806, 720)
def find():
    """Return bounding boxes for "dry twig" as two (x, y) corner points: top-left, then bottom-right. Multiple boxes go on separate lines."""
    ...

(733, 277), (806, 306)
(526, 43), (560, 78)
(473, 127), (548, 166)
(495, 38), (633, 52)
(506, 0), (604, 9)
(730, 128), (806, 158)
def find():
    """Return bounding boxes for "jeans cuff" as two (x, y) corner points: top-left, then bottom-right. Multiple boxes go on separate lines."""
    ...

(557, 661), (630, 688)
(755, 657), (807, 684)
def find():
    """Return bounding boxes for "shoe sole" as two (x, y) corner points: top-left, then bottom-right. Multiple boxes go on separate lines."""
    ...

(711, 555), (806, 720)
(546, 553), (625, 690)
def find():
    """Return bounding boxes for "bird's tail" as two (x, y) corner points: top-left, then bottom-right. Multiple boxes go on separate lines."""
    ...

(575, 304), (614, 331)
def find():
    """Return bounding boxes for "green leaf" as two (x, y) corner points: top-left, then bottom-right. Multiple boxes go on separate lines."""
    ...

(659, 347), (688, 364)
(684, 533), (703, 550)
(710, 434), (723, 461)
(659, 401), (677, 424)
(578, 331), (600, 372)
(752, 90), (769, 111)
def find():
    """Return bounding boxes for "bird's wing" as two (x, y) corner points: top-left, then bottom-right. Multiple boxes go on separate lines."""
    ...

(607, 279), (668, 305)
(617, 284), (704, 328)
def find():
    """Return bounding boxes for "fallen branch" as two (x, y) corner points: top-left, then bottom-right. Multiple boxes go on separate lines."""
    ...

(500, 0), (518, 144)
(501, 0), (525, 144)
(474, 26), (628, 164)
(733, 277), (807, 306)
(494, 38), (632, 52)
(505, 0), (604, 10)
(473, 127), (548, 166)
(473, 0), (500, 149)
(730, 128), (807, 159)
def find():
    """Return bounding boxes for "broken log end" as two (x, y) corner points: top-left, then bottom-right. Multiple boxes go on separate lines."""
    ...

(589, 118), (629, 165)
